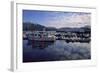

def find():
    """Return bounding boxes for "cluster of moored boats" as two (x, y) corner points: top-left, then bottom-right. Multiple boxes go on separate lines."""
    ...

(23, 30), (91, 43)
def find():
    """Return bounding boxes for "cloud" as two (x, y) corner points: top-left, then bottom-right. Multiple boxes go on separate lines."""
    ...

(43, 12), (91, 28)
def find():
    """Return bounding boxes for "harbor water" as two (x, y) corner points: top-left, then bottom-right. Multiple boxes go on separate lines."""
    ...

(23, 40), (91, 62)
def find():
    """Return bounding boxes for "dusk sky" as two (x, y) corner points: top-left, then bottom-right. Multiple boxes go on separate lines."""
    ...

(23, 10), (91, 28)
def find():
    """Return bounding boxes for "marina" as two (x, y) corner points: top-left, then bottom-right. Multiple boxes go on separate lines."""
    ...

(23, 29), (91, 43)
(23, 10), (91, 62)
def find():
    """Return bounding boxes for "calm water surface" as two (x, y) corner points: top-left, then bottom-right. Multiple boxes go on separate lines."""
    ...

(23, 40), (91, 62)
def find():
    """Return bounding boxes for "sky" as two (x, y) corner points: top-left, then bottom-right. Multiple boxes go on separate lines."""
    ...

(23, 10), (91, 28)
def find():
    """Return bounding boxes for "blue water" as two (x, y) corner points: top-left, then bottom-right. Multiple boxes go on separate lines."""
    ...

(23, 40), (91, 62)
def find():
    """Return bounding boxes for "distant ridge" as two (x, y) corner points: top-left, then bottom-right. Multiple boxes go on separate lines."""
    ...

(23, 22), (91, 32)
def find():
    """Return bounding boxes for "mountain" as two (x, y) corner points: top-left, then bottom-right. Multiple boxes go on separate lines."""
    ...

(46, 27), (57, 31)
(58, 25), (91, 32)
(58, 27), (84, 32)
(23, 22), (90, 33)
(23, 22), (57, 31)
(23, 22), (45, 31)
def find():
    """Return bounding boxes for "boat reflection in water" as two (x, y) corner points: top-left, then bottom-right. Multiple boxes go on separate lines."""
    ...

(23, 39), (91, 62)
(28, 40), (55, 49)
